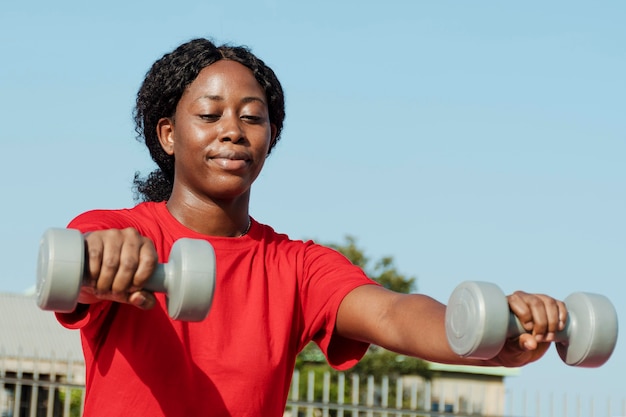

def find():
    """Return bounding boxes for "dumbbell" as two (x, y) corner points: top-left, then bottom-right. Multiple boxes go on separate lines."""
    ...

(445, 281), (618, 367)
(36, 228), (216, 322)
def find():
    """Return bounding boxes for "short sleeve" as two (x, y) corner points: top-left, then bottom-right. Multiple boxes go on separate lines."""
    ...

(56, 301), (114, 330)
(300, 244), (379, 370)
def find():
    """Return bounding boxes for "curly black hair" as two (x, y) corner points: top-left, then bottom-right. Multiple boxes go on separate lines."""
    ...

(132, 38), (286, 202)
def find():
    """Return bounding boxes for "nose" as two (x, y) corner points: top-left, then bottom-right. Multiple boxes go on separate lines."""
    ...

(218, 113), (245, 144)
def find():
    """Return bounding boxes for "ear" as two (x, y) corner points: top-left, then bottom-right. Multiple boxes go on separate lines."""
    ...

(157, 117), (175, 155)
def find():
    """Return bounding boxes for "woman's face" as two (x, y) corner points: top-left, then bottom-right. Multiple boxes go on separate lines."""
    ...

(158, 60), (276, 201)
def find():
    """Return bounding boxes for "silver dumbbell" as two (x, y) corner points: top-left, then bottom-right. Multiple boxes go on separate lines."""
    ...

(445, 281), (618, 367)
(36, 228), (216, 322)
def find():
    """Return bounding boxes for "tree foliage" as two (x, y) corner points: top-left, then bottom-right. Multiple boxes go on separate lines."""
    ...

(297, 236), (430, 380)
(327, 235), (416, 294)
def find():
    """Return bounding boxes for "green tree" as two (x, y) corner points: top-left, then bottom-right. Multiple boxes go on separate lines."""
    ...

(57, 388), (83, 417)
(296, 236), (430, 380)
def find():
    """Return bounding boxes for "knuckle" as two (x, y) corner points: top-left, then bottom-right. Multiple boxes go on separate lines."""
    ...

(141, 250), (158, 266)
(510, 290), (526, 300)
(86, 246), (101, 261)
(121, 227), (142, 240)
(118, 257), (139, 273)
(527, 294), (544, 307)
(102, 255), (120, 270)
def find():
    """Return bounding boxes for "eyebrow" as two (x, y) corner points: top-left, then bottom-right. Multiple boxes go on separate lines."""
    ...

(197, 95), (266, 105)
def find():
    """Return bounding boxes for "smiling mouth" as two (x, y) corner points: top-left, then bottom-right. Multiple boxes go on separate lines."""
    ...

(208, 152), (251, 171)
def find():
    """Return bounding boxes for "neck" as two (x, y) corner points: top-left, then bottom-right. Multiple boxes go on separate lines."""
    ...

(166, 189), (251, 237)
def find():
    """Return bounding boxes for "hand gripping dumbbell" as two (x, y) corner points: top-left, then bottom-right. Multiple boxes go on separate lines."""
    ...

(35, 228), (216, 322)
(445, 281), (618, 367)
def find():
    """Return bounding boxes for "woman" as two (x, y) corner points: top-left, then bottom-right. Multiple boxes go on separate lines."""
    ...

(56, 38), (566, 416)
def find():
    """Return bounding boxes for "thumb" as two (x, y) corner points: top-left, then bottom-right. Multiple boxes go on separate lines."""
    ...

(128, 290), (157, 310)
(518, 333), (538, 351)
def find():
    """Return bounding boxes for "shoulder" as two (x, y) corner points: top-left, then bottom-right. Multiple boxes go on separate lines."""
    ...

(67, 202), (165, 233)
(252, 220), (356, 261)
(252, 220), (321, 254)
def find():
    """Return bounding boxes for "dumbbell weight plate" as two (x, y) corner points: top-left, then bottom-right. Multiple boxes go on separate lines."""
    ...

(445, 281), (510, 359)
(556, 292), (618, 367)
(164, 238), (216, 321)
(36, 228), (85, 312)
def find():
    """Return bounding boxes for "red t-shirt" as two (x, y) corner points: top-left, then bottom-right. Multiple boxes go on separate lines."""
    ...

(56, 202), (375, 416)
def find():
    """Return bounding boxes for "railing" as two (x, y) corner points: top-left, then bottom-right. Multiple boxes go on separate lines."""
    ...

(1, 354), (85, 417)
(286, 370), (626, 417)
(287, 370), (495, 417)
(1, 356), (624, 417)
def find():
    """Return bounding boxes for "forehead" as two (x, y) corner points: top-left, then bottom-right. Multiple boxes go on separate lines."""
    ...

(186, 60), (264, 98)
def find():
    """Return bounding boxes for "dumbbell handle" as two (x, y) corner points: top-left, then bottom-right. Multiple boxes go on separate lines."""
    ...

(506, 311), (572, 343)
(79, 264), (169, 293)
(140, 264), (171, 294)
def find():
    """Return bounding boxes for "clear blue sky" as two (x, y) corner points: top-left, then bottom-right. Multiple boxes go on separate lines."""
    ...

(1, 0), (624, 412)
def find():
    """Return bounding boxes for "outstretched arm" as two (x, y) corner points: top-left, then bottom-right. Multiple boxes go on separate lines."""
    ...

(335, 284), (566, 367)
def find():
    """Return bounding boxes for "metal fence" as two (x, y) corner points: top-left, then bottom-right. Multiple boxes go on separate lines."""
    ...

(1, 355), (84, 417)
(287, 370), (626, 417)
(1, 357), (624, 417)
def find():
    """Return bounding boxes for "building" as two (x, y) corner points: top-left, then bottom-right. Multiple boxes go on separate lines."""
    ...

(421, 362), (519, 414)
(0, 292), (84, 416)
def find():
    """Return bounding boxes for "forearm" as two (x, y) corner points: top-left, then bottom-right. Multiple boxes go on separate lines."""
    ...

(336, 285), (490, 366)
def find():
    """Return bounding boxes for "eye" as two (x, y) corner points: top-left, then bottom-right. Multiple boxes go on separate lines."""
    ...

(241, 115), (263, 124)
(199, 114), (220, 122)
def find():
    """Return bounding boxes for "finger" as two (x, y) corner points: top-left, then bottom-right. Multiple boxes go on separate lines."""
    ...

(128, 290), (157, 310)
(541, 295), (562, 335)
(556, 299), (567, 331)
(129, 238), (158, 290)
(83, 232), (104, 288)
(517, 333), (538, 351)
(110, 232), (144, 295)
(507, 291), (534, 331)
(517, 333), (552, 356)
(524, 294), (552, 340)
(96, 232), (124, 294)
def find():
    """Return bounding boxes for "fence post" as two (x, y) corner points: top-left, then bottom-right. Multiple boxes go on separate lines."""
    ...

(351, 374), (359, 416)
(63, 358), (74, 417)
(46, 352), (57, 417)
(0, 348), (5, 415)
(533, 390), (538, 417)
(306, 371), (315, 417)
(395, 377), (403, 417)
(337, 372), (345, 417)
(13, 352), (22, 417)
(322, 371), (330, 417)
(411, 381), (424, 411)
(0, 346), (9, 412)
(380, 375), (389, 417)
(29, 351), (40, 417)
(366, 375), (374, 417)
(290, 369), (300, 417)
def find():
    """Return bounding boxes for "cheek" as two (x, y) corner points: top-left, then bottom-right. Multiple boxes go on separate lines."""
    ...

(173, 125), (209, 152)
(257, 129), (273, 154)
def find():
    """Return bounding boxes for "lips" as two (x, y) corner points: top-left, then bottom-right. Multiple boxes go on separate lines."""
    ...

(207, 150), (251, 171)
